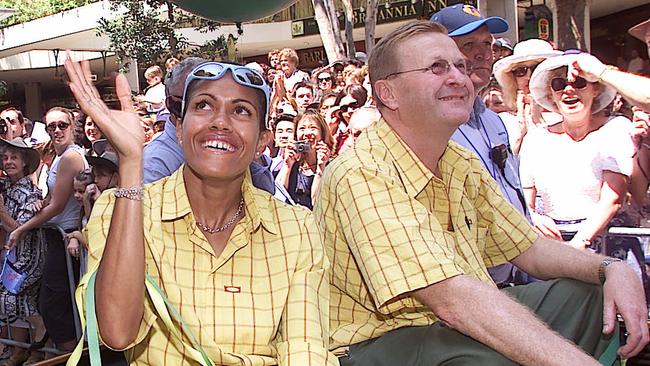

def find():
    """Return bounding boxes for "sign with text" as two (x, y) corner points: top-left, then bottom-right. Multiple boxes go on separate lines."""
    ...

(291, 0), (476, 37)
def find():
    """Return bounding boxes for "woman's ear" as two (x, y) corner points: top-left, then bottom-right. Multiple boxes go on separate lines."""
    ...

(256, 130), (273, 155)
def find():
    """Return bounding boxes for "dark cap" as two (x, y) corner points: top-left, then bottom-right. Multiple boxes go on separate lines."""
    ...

(430, 4), (508, 37)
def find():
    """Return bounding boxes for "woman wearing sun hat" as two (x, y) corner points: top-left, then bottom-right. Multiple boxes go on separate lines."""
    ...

(0, 138), (47, 366)
(493, 39), (562, 154)
(520, 50), (635, 253)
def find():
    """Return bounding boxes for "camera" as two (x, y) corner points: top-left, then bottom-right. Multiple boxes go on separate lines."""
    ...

(294, 140), (311, 153)
(0, 119), (7, 136)
(489, 144), (509, 171)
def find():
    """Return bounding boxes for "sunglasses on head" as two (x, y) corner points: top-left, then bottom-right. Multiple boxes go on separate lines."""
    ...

(511, 64), (538, 78)
(182, 62), (271, 124)
(46, 121), (71, 132)
(550, 76), (588, 92)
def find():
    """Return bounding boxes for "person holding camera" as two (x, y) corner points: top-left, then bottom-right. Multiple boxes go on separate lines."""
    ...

(276, 110), (333, 209)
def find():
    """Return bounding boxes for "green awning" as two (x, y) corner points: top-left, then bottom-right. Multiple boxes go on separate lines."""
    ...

(169, 0), (297, 23)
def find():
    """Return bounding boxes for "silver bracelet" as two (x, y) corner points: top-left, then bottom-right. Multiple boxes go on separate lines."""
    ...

(113, 186), (143, 201)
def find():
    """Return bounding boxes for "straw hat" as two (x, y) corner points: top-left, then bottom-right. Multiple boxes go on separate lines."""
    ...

(529, 52), (616, 114)
(493, 39), (562, 109)
(0, 137), (41, 176)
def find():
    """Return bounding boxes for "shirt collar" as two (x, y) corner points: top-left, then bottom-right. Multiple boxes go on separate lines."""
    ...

(467, 96), (485, 128)
(375, 118), (436, 198)
(164, 116), (178, 141)
(161, 166), (277, 235)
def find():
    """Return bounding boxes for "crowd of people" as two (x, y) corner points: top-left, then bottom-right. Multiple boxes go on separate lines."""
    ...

(0, 3), (648, 366)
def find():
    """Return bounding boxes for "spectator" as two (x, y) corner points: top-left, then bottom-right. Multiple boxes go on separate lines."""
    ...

(276, 110), (333, 209)
(136, 65), (166, 113)
(493, 39), (562, 154)
(83, 115), (103, 145)
(315, 70), (334, 95)
(331, 85), (367, 154)
(291, 82), (315, 113)
(523, 51), (635, 251)
(268, 49), (280, 70)
(64, 58), (337, 365)
(0, 108), (26, 140)
(7, 107), (88, 352)
(278, 48), (309, 92)
(0, 138), (46, 366)
(164, 57), (180, 73)
(628, 49), (646, 74)
(336, 106), (381, 155)
(432, 4), (532, 286)
(492, 37), (514, 60)
(270, 113), (295, 174)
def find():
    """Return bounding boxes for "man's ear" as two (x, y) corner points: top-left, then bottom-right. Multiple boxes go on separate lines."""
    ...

(375, 80), (399, 110)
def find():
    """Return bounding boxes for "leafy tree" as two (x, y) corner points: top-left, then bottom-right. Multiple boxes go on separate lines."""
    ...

(97, 0), (233, 71)
(0, 0), (95, 27)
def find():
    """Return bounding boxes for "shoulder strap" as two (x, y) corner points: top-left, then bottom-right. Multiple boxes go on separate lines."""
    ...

(66, 270), (214, 366)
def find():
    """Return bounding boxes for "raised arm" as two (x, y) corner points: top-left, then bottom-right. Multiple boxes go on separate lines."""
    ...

(64, 56), (146, 349)
(569, 54), (650, 110)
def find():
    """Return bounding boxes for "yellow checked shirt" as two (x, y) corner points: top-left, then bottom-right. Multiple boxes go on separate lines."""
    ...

(81, 167), (338, 366)
(314, 119), (538, 351)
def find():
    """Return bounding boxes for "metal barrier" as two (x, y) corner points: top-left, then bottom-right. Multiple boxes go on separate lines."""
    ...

(0, 223), (85, 357)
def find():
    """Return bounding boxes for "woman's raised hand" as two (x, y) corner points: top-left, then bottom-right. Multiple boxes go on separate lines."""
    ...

(64, 52), (146, 162)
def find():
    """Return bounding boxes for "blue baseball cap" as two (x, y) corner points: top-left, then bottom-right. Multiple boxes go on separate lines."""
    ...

(430, 4), (509, 37)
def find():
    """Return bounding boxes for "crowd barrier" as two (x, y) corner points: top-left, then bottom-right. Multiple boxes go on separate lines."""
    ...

(0, 223), (86, 359)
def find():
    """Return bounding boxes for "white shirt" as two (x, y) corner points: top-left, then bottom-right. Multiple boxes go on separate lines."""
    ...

(519, 116), (635, 230)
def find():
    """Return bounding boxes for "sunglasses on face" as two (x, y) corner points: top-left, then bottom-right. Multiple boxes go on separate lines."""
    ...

(339, 103), (360, 113)
(182, 62), (271, 123)
(46, 121), (71, 132)
(511, 64), (538, 78)
(318, 77), (332, 83)
(550, 76), (588, 92)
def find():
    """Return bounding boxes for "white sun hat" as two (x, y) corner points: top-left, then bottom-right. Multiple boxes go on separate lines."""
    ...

(529, 51), (616, 114)
(493, 39), (562, 109)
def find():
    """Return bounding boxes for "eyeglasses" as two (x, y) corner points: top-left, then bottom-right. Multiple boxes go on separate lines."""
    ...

(385, 59), (469, 79)
(511, 64), (538, 78)
(339, 102), (360, 113)
(550, 77), (588, 92)
(182, 62), (271, 124)
(46, 121), (71, 132)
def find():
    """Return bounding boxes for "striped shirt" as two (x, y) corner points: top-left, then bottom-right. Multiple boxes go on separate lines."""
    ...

(314, 118), (537, 351)
(82, 167), (338, 366)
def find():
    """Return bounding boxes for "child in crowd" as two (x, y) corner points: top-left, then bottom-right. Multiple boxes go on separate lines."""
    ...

(135, 65), (166, 113)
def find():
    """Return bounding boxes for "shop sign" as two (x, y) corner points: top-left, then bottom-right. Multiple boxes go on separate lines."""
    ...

(291, 0), (476, 37)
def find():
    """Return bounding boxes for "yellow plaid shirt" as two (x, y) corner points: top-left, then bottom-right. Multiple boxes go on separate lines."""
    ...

(314, 119), (538, 351)
(81, 167), (338, 366)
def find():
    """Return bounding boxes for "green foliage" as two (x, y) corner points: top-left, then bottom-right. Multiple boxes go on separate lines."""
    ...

(97, 0), (233, 70)
(0, 0), (96, 27)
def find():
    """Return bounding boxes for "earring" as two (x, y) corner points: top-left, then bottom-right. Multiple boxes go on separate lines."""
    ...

(256, 152), (261, 157)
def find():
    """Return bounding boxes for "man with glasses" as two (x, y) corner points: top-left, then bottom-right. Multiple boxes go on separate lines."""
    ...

(431, 4), (530, 286)
(314, 19), (648, 366)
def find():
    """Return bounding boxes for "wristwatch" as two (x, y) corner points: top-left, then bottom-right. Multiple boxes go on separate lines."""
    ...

(598, 257), (622, 284)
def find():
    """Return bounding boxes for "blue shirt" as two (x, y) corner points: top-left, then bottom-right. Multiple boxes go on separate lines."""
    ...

(143, 118), (185, 184)
(142, 116), (288, 203)
(451, 97), (528, 216)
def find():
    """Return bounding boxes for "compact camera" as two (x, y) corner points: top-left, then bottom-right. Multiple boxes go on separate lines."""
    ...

(294, 140), (311, 153)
